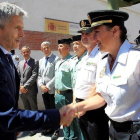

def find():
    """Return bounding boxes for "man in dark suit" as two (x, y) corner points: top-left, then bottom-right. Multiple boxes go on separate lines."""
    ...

(38, 41), (60, 136)
(0, 2), (74, 140)
(18, 46), (39, 136)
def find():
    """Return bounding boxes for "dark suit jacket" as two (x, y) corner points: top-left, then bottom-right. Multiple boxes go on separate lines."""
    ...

(0, 48), (60, 140)
(18, 57), (38, 94)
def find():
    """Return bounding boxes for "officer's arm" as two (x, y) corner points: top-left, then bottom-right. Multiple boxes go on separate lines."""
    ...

(76, 93), (106, 112)
(64, 94), (106, 116)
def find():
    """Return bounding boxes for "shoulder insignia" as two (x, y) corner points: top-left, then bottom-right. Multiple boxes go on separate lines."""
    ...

(131, 45), (140, 51)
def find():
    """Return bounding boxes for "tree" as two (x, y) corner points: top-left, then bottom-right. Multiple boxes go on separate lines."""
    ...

(108, 0), (140, 10)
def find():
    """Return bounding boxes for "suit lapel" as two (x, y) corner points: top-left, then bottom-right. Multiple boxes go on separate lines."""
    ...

(0, 49), (16, 98)
(42, 57), (46, 77)
(15, 69), (20, 103)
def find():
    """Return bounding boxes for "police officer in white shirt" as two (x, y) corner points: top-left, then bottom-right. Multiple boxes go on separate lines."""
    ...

(73, 19), (109, 140)
(11, 50), (19, 69)
(64, 10), (140, 140)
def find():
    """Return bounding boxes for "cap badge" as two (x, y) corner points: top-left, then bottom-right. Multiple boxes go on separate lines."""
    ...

(81, 20), (86, 27)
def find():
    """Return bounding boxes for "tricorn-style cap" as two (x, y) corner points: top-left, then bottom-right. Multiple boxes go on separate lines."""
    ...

(72, 35), (81, 42)
(86, 10), (129, 33)
(77, 19), (91, 33)
(58, 38), (72, 44)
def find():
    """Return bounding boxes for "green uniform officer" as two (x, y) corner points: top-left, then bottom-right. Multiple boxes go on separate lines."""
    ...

(71, 35), (87, 140)
(71, 35), (87, 89)
(55, 38), (80, 140)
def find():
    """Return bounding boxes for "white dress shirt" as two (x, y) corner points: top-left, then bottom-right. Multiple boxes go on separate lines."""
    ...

(12, 54), (19, 69)
(96, 40), (140, 122)
(0, 45), (9, 54)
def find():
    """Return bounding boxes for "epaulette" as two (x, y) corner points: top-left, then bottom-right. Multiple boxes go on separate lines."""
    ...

(130, 45), (140, 51)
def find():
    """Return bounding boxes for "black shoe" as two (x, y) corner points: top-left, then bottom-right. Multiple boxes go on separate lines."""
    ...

(41, 129), (54, 136)
(28, 131), (37, 136)
(51, 132), (59, 140)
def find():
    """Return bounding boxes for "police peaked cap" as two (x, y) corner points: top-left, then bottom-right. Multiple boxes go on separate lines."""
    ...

(77, 19), (91, 33)
(85, 10), (129, 33)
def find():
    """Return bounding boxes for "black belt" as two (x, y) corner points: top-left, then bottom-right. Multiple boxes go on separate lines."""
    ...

(56, 89), (72, 94)
(76, 98), (84, 102)
(110, 120), (140, 133)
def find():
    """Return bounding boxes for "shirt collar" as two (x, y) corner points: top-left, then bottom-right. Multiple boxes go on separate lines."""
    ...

(0, 45), (10, 55)
(78, 51), (87, 61)
(44, 53), (52, 59)
(64, 54), (72, 60)
(115, 40), (133, 65)
(25, 58), (30, 63)
(87, 45), (99, 57)
(48, 53), (52, 57)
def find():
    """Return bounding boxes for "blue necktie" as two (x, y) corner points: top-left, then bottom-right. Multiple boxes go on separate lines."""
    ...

(45, 57), (49, 67)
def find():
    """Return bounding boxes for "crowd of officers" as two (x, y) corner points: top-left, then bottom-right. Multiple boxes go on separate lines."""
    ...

(17, 9), (140, 140)
(18, 26), (107, 139)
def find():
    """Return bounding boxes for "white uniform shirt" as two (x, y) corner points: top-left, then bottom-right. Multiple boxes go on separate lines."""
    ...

(12, 54), (19, 69)
(74, 45), (100, 99)
(96, 40), (140, 122)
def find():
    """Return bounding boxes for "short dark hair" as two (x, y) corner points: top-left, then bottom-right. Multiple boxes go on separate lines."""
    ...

(104, 23), (127, 43)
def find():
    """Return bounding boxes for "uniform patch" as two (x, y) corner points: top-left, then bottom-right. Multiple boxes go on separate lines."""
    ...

(113, 75), (121, 79)
(86, 62), (96, 66)
(100, 66), (106, 78)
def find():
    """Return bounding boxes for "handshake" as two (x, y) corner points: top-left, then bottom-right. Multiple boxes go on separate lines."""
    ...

(59, 103), (86, 127)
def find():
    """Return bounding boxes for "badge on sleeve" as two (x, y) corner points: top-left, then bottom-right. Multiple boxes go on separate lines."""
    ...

(100, 66), (106, 78)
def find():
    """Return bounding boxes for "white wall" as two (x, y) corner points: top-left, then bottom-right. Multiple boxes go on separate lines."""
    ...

(2, 0), (139, 42)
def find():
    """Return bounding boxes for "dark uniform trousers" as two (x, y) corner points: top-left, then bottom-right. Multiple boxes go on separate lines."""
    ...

(42, 92), (55, 110)
(55, 90), (80, 140)
(110, 120), (140, 140)
(76, 98), (109, 140)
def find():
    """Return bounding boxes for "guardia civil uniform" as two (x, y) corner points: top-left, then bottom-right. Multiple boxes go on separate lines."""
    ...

(71, 52), (87, 89)
(55, 39), (80, 140)
(70, 53), (87, 140)
(70, 35), (87, 140)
